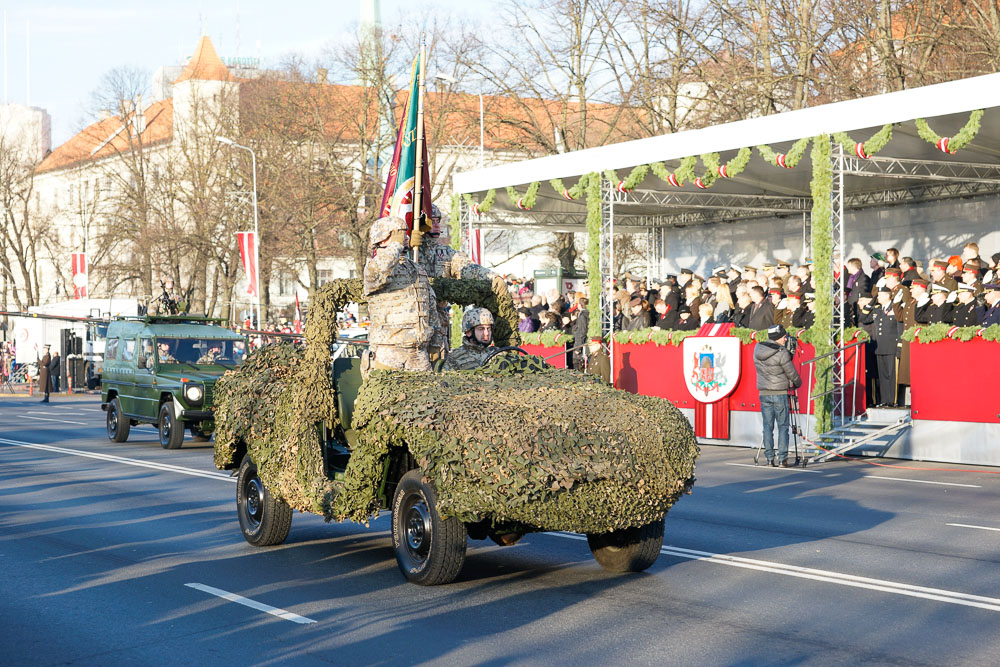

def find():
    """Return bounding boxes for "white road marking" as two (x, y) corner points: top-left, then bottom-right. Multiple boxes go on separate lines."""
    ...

(552, 533), (1000, 613)
(23, 415), (88, 426)
(0, 437), (235, 483)
(864, 475), (981, 488)
(947, 523), (1000, 533)
(185, 583), (316, 624)
(726, 462), (822, 474)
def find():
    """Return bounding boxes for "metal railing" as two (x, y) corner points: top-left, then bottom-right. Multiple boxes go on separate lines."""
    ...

(800, 338), (866, 440)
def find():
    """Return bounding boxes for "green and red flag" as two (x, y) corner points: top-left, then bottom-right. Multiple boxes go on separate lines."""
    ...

(380, 52), (432, 232)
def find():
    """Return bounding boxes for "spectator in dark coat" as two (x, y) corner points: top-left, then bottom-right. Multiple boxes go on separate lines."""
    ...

(625, 298), (652, 331)
(753, 325), (802, 466)
(38, 345), (51, 403)
(845, 258), (870, 326)
(747, 286), (776, 330)
(49, 351), (61, 393)
(979, 284), (1000, 326)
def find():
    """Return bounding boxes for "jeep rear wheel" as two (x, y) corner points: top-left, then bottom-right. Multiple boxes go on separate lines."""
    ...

(391, 470), (466, 585)
(237, 456), (292, 547)
(587, 519), (664, 573)
(158, 402), (185, 450)
(106, 397), (130, 443)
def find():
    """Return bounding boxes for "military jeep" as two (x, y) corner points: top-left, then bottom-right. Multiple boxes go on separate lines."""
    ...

(101, 316), (246, 448)
(213, 278), (698, 585)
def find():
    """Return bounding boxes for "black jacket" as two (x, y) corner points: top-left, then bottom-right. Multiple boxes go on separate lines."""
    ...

(747, 300), (776, 330)
(753, 341), (802, 395)
(860, 304), (902, 355)
(626, 309), (652, 331)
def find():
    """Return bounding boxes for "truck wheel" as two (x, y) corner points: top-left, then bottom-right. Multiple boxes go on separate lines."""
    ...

(391, 470), (466, 585)
(106, 397), (130, 443)
(237, 456), (292, 547)
(158, 402), (185, 450)
(587, 519), (664, 573)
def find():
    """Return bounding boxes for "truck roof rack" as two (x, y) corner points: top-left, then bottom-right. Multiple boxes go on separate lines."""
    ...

(115, 314), (228, 325)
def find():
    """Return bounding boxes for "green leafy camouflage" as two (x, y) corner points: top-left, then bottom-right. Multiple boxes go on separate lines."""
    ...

(336, 355), (698, 532)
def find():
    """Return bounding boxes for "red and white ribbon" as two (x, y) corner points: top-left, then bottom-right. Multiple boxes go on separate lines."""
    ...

(855, 143), (869, 159)
(946, 326), (959, 339)
(776, 153), (788, 168)
(667, 173), (680, 187)
(936, 137), (952, 153)
(695, 177), (707, 189)
(717, 164), (729, 178)
(976, 328), (985, 338)
(554, 333), (563, 344)
(472, 202), (480, 216)
(617, 180), (628, 193)
(516, 197), (527, 210)
(562, 189), (573, 200)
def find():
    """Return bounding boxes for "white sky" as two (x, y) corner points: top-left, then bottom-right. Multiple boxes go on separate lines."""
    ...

(0, 0), (481, 146)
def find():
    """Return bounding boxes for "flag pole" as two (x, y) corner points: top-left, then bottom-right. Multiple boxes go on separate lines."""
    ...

(411, 37), (427, 262)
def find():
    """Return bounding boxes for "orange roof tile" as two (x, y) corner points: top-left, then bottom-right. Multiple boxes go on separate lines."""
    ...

(37, 99), (173, 173)
(173, 36), (233, 84)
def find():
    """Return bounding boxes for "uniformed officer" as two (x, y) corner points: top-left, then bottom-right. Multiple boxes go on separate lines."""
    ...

(584, 337), (611, 383)
(416, 204), (504, 362)
(443, 307), (496, 371)
(928, 260), (959, 292)
(978, 283), (1000, 326)
(786, 292), (812, 328)
(363, 216), (435, 373)
(920, 283), (954, 324)
(960, 262), (983, 297)
(951, 283), (980, 326)
(860, 286), (902, 407)
(895, 277), (928, 405)
(148, 278), (180, 316)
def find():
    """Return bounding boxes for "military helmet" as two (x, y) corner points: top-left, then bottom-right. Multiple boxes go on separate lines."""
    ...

(369, 216), (407, 246)
(462, 307), (494, 332)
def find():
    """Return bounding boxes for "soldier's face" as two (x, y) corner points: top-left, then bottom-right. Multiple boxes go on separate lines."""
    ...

(932, 292), (946, 305)
(474, 325), (492, 344)
(911, 286), (926, 299)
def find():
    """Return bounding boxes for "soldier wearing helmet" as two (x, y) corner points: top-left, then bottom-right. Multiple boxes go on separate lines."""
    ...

(417, 203), (507, 362)
(362, 216), (435, 374)
(443, 307), (496, 370)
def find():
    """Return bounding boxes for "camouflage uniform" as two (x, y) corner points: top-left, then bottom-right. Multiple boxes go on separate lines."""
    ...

(417, 236), (498, 356)
(148, 289), (180, 316)
(364, 225), (435, 372)
(442, 307), (495, 371)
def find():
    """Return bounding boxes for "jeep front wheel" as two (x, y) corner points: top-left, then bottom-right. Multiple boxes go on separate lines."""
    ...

(237, 456), (292, 546)
(106, 397), (130, 443)
(391, 470), (466, 585)
(158, 402), (185, 449)
(587, 519), (664, 573)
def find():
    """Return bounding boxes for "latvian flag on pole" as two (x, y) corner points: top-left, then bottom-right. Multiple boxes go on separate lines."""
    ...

(236, 231), (259, 297)
(294, 294), (303, 334)
(71, 252), (88, 299)
(468, 228), (482, 265)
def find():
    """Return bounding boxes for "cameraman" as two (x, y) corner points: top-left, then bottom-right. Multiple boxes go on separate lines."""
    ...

(753, 325), (802, 467)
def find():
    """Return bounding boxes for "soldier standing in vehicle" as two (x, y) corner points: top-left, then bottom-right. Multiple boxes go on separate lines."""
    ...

(363, 216), (435, 373)
(416, 204), (506, 361)
(443, 308), (496, 370)
(149, 278), (180, 316)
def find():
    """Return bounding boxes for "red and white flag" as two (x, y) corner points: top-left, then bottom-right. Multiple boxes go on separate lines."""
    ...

(71, 252), (88, 299)
(468, 228), (482, 265)
(236, 231), (259, 297)
(294, 294), (303, 334)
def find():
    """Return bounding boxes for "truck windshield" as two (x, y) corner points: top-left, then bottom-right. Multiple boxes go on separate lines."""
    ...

(155, 338), (242, 365)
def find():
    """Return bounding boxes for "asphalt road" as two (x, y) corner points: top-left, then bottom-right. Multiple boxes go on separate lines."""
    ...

(2, 395), (999, 666)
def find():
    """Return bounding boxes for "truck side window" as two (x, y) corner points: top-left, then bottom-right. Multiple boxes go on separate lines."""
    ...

(122, 339), (135, 362)
(137, 338), (153, 370)
(106, 338), (118, 360)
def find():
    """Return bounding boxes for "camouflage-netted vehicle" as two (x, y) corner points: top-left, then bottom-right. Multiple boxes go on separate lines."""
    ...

(213, 278), (698, 585)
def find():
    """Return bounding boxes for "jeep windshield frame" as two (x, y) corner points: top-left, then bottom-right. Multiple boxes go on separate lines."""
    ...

(154, 337), (243, 366)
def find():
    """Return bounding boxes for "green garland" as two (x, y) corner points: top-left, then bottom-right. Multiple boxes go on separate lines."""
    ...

(809, 135), (834, 433)
(620, 164), (650, 191)
(902, 323), (1000, 344)
(698, 153), (721, 188)
(915, 110), (984, 153)
(833, 124), (893, 157)
(757, 137), (811, 168)
(585, 172), (603, 338)
(520, 331), (576, 347)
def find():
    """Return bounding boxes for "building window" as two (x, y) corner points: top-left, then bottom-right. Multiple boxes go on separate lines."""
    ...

(278, 272), (294, 296)
(318, 269), (333, 286)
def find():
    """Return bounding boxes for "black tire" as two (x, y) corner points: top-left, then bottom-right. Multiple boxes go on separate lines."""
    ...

(106, 397), (130, 442)
(391, 470), (467, 585)
(158, 402), (185, 450)
(237, 456), (292, 547)
(587, 519), (664, 573)
(190, 426), (211, 442)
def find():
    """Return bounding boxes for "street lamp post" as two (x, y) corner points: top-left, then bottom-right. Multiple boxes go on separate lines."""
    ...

(216, 136), (262, 329)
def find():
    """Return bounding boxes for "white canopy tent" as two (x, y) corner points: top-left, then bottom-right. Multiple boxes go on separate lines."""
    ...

(451, 72), (1000, 426)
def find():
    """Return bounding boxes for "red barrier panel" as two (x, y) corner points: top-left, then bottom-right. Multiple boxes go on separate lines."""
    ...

(910, 338), (1000, 423)
(520, 343), (567, 369)
(613, 337), (868, 419)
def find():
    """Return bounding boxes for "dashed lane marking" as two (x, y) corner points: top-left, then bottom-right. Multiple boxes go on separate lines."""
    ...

(23, 415), (88, 426)
(725, 462), (822, 473)
(185, 583), (316, 624)
(0, 437), (235, 482)
(552, 533), (1000, 613)
(864, 475), (981, 488)
(947, 523), (1000, 532)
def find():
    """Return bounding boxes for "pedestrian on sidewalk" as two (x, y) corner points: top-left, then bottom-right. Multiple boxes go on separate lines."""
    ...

(753, 325), (802, 467)
(49, 351), (61, 393)
(38, 345), (52, 403)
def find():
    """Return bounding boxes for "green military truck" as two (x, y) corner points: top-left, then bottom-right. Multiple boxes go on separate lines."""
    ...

(101, 316), (246, 449)
(213, 278), (699, 585)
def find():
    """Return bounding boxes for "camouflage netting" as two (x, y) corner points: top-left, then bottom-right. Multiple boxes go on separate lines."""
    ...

(214, 278), (697, 534)
(339, 360), (699, 533)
